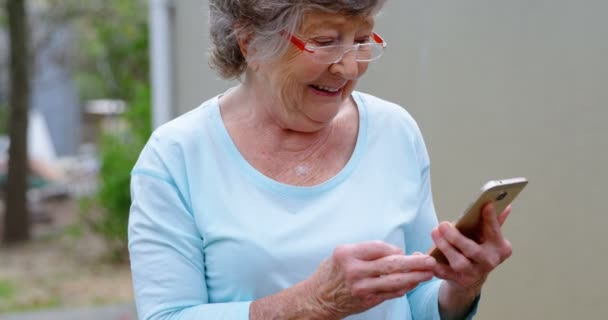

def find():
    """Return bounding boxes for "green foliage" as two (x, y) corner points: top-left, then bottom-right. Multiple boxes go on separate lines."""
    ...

(1, 296), (61, 313)
(60, 0), (151, 260)
(0, 0), (150, 254)
(95, 85), (151, 259)
(0, 105), (7, 134)
(0, 279), (15, 300)
(0, 279), (16, 311)
(68, 0), (149, 101)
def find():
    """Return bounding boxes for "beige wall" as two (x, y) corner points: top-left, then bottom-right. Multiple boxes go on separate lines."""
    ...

(171, 1), (237, 114)
(170, 1), (608, 318)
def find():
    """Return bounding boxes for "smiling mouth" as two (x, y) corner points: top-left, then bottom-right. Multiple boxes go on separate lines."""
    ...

(310, 84), (342, 93)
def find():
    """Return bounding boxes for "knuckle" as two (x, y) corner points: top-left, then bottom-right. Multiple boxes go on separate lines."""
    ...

(388, 243), (404, 254)
(363, 294), (380, 306)
(333, 245), (350, 262)
(372, 240), (401, 254)
(350, 283), (368, 297)
(379, 257), (398, 274)
(452, 258), (471, 272)
(443, 228), (457, 240)
(370, 240), (384, 246)
(401, 279), (416, 292)
(343, 263), (362, 281)
(376, 257), (394, 274)
(405, 283), (419, 292)
(397, 275), (416, 289)
(388, 274), (404, 287)
(385, 255), (401, 267)
(368, 240), (385, 250)
(501, 241), (513, 258)
(486, 254), (501, 268)
(469, 246), (484, 260)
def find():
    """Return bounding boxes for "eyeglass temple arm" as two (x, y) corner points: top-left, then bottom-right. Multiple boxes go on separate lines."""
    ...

(372, 33), (386, 48)
(279, 31), (314, 53)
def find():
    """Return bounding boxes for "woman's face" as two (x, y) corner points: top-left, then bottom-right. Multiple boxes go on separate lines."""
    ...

(252, 12), (375, 132)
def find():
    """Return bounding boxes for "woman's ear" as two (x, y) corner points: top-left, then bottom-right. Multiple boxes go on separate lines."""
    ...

(236, 25), (256, 58)
(237, 34), (250, 58)
(237, 33), (260, 72)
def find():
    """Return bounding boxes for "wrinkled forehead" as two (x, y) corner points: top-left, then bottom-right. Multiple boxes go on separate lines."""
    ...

(298, 11), (375, 35)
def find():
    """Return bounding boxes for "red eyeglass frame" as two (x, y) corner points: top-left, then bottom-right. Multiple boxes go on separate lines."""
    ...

(287, 32), (386, 53)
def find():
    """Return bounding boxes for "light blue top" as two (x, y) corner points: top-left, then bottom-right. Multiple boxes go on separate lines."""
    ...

(128, 91), (477, 319)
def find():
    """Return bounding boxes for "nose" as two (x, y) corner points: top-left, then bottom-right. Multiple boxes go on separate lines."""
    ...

(330, 49), (359, 80)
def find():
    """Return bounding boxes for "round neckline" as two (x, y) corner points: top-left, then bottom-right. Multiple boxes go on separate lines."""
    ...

(212, 92), (368, 197)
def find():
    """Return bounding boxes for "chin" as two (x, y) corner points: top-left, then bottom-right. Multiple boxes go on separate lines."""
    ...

(311, 104), (343, 123)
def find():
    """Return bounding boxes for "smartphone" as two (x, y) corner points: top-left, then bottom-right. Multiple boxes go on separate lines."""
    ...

(429, 177), (529, 265)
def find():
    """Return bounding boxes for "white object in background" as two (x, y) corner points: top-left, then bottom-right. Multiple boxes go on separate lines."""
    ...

(0, 136), (9, 162)
(84, 99), (126, 115)
(28, 109), (57, 163)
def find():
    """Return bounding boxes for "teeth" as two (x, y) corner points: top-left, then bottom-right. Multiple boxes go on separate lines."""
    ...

(313, 85), (340, 92)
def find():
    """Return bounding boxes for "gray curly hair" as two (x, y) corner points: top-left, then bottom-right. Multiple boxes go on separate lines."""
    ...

(208, 0), (386, 79)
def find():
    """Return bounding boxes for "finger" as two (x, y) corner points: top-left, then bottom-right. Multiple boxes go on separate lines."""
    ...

(497, 205), (512, 226)
(431, 227), (474, 273)
(353, 270), (434, 296)
(438, 223), (485, 263)
(355, 241), (404, 260)
(439, 221), (508, 271)
(481, 203), (503, 242)
(339, 241), (403, 262)
(433, 262), (460, 281)
(376, 289), (409, 301)
(362, 254), (435, 278)
(363, 289), (409, 307)
(501, 239), (513, 260)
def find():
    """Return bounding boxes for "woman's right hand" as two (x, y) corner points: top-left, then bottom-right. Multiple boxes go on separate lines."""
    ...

(305, 241), (437, 319)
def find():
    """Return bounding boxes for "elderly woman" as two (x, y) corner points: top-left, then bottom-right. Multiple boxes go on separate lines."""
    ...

(128, 0), (513, 319)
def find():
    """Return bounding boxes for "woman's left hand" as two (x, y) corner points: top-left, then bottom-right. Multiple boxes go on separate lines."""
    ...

(430, 203), (513, 294)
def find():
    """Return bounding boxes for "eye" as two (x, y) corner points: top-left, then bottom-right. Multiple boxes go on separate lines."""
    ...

(355, 36), (372, 44)
(312, 37), (337, 46)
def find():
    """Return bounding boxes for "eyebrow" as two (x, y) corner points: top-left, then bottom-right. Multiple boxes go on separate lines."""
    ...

(300, 16), (374, 35)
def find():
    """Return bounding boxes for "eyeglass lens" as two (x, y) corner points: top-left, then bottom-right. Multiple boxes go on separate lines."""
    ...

(314, 44), (382, 64)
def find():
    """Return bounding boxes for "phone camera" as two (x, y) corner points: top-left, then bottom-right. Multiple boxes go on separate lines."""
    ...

(496, 191), (508, 201)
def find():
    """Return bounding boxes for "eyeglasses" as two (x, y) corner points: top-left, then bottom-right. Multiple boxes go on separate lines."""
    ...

(288, 32), (387, 64)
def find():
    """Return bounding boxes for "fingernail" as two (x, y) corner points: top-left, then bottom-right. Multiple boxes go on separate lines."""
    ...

(425, 257), (436, 267)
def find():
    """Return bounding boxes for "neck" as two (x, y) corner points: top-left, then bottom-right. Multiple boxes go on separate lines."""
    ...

(220, 83), (339, 153)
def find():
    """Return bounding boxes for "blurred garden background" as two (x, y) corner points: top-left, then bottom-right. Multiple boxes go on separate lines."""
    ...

(0, 1), (148, 318)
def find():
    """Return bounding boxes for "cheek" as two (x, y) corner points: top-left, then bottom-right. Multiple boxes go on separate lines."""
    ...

(275, 63), (323, 97)
(345, 62), (369, 91)
(274, 67), (307, 106)
(271, 53), (309, 84)
(357, 62), (370, 77)
(285, 62), (326, 85)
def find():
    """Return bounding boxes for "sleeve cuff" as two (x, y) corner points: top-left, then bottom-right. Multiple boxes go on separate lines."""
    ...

(144, 301), (252, 319)
(201, 301), (252, 318)
(464, 294), (482, 320)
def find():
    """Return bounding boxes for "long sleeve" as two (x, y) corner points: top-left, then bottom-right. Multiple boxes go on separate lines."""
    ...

(128, 137), (251, 320)
(404, 123), (480, 320)
(404, 136), (442, 320)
